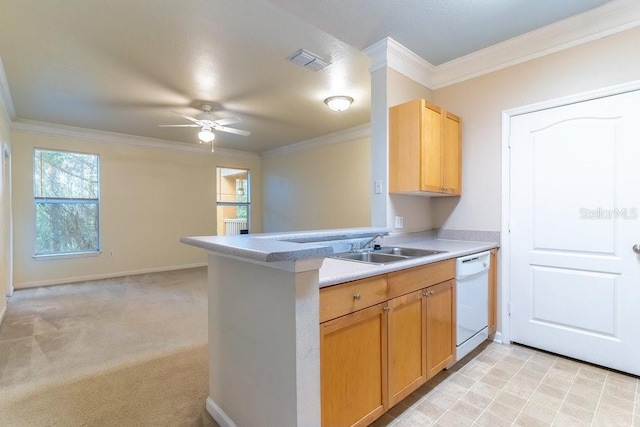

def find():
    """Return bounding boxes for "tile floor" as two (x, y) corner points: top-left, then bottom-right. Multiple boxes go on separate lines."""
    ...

(371, 342), (639, 426)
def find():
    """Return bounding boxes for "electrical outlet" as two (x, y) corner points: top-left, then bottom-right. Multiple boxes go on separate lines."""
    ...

(394, 216), (404, 229)
(109, 250), (113, 257)
(374, 180), (383, 194)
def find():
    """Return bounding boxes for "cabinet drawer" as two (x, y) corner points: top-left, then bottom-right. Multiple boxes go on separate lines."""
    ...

(387, 259), (455, 299)
(320, 276), (388, 323)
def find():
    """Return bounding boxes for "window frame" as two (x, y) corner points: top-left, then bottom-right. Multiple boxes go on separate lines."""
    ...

(216, 167), (251, 235)
(33, 148), (101, 259)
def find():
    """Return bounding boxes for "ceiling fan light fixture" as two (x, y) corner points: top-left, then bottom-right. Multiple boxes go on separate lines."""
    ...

(198, 127), (215, 143)
(324, 96), (353, 112)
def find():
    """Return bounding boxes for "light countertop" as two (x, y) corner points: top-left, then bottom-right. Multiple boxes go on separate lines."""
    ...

(319, 238), (497, 287)
(182, 227), (498, 287)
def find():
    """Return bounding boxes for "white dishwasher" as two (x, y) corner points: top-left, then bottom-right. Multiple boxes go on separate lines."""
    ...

(456, 251), (490, 361)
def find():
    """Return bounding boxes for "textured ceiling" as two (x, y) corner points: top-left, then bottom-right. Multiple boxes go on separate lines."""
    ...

(267, 0), (612, 66)
(0, 0), (613, 153)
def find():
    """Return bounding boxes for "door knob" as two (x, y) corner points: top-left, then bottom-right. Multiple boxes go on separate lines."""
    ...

(633, 244), (640, 254)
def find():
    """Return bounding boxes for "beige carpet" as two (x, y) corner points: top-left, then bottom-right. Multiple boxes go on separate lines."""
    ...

(0, 268), (219, 426)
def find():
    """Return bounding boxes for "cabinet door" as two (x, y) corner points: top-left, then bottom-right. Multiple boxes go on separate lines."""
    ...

(389, 99), (422, 193)
(387, 289), (427, 407)
(420, 102), (444, 193)
(321, 303), (388, 427)
(425, 280), (456, 380)
(488, 249), (498, 335)
(442, 111), (462, 195)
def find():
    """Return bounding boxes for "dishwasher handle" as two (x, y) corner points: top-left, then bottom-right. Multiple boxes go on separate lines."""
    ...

(456, 251), (491, 279)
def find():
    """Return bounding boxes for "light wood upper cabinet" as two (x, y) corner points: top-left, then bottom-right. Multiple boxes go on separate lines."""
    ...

(425, 279), (456, 380)
(320, 303), (388, 427)
(389, 99), (462, 196)
(488, 249), (498, 335)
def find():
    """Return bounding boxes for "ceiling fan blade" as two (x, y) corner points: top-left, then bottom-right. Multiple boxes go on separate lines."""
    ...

(213, 117), (241, 126)
(216, 126), (251, 136)
(158, 124), (200, 127)
(171, 111), (201, 124)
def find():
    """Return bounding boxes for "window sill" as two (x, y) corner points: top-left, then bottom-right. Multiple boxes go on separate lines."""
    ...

(33, 251), (101, 261)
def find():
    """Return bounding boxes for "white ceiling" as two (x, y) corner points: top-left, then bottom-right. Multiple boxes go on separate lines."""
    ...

(0, 0), (613, 153)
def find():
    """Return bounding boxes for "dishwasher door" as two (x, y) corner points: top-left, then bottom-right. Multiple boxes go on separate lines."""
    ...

(456, 251), (490, 360)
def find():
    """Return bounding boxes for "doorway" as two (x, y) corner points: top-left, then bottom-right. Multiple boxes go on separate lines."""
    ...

(504, 86), (640, 375)
(1, 143), (12, 297)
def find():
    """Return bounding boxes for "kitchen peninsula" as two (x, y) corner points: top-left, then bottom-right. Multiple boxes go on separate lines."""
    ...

(181, 227), (498, 427)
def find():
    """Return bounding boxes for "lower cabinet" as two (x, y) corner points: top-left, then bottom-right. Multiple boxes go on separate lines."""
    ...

(320, 303), (388, 427)
(320, 261), (456, 427)
(488, 249), (498, 335)
(425, 280), (456, 379)
(388, 289), (427, 406)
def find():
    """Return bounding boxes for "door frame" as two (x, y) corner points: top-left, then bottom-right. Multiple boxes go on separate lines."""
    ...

(500, 79), (640, 346)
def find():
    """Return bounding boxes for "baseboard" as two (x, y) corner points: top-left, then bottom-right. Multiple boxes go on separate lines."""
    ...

(493, 331), (503, 344)
(0, 301), (6, 325)
(206, 397), (237, 427)
(15, 262), (207, 289)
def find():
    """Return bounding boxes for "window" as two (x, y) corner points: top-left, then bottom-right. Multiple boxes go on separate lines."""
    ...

(34, 149), (100, 256)
(216, 167), (250, 235)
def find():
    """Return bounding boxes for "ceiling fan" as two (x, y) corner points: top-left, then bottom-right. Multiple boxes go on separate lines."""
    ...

(159, 104), (251, 144)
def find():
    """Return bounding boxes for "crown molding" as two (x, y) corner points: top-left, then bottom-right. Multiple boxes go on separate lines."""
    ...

(261, 123), (370, 159)
(363, 37), (435, 89)
(11, 119), (260, 159)
(363, 0), (640, 90)
(0, 57), (16, 123)
(432, 0), (640, 88)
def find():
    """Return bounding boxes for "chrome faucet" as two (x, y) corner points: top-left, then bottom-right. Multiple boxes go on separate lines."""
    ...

(360, 233), (385, 250)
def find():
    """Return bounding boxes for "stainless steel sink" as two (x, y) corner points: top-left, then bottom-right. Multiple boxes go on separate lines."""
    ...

(331, 247), (447, 265)
(376, 247), (447, 257)
(332, 252), (407, 264)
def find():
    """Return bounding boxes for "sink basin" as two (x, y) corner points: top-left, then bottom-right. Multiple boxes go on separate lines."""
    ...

(331, 252), (407, 264)
(376, 247), (447, 257)
(331, 247), (448, 265)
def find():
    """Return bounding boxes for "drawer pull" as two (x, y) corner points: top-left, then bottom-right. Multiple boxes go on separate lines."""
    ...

(353, 293), (362, 301)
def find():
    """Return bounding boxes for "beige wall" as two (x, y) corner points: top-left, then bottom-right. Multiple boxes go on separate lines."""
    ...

(0, 101), (10, 318)
(12, 131), (261, 288)
(432, 26), (640, 232)
(370, 68), (435, 232)
(262, 137), (370, 232)
(386, 69), (434, 233)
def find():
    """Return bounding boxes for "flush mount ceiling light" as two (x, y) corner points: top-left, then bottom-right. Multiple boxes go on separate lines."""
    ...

(324, 96), (354, 112)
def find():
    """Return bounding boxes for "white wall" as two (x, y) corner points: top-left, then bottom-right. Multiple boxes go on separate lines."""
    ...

(261, 135), (370, 232)
(432, 26), (640, 232)
(12, 130), (261, 288)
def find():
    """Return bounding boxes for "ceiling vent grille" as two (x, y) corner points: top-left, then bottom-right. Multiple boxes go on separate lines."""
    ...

(288, 49), (329, 71)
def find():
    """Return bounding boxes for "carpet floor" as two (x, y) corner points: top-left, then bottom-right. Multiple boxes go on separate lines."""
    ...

(0, 267), (219, 426)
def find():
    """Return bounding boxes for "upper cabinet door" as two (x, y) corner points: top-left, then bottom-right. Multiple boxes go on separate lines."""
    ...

(442, 111), (462, 195)
(389, 99), (462, 196)
(420, 102), (444, 193)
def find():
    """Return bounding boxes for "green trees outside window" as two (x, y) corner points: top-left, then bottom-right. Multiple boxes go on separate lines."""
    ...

(34, 149), (100, 255)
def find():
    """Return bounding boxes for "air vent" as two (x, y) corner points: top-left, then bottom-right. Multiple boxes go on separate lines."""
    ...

(288, 49), (329, 71)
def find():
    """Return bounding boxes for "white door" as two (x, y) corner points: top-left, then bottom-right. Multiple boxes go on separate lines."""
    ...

(509, 89), (640, 375)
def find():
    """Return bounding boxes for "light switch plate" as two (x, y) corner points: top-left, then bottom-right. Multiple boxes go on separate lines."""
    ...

(395, 216), (404, 229)
(374, 180), (383, 194)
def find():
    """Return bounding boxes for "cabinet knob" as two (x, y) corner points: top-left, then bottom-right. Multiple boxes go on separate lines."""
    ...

(422, 291), (428, 297)
(353, 293), (361, 301)
(383, 306), (390, 313)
